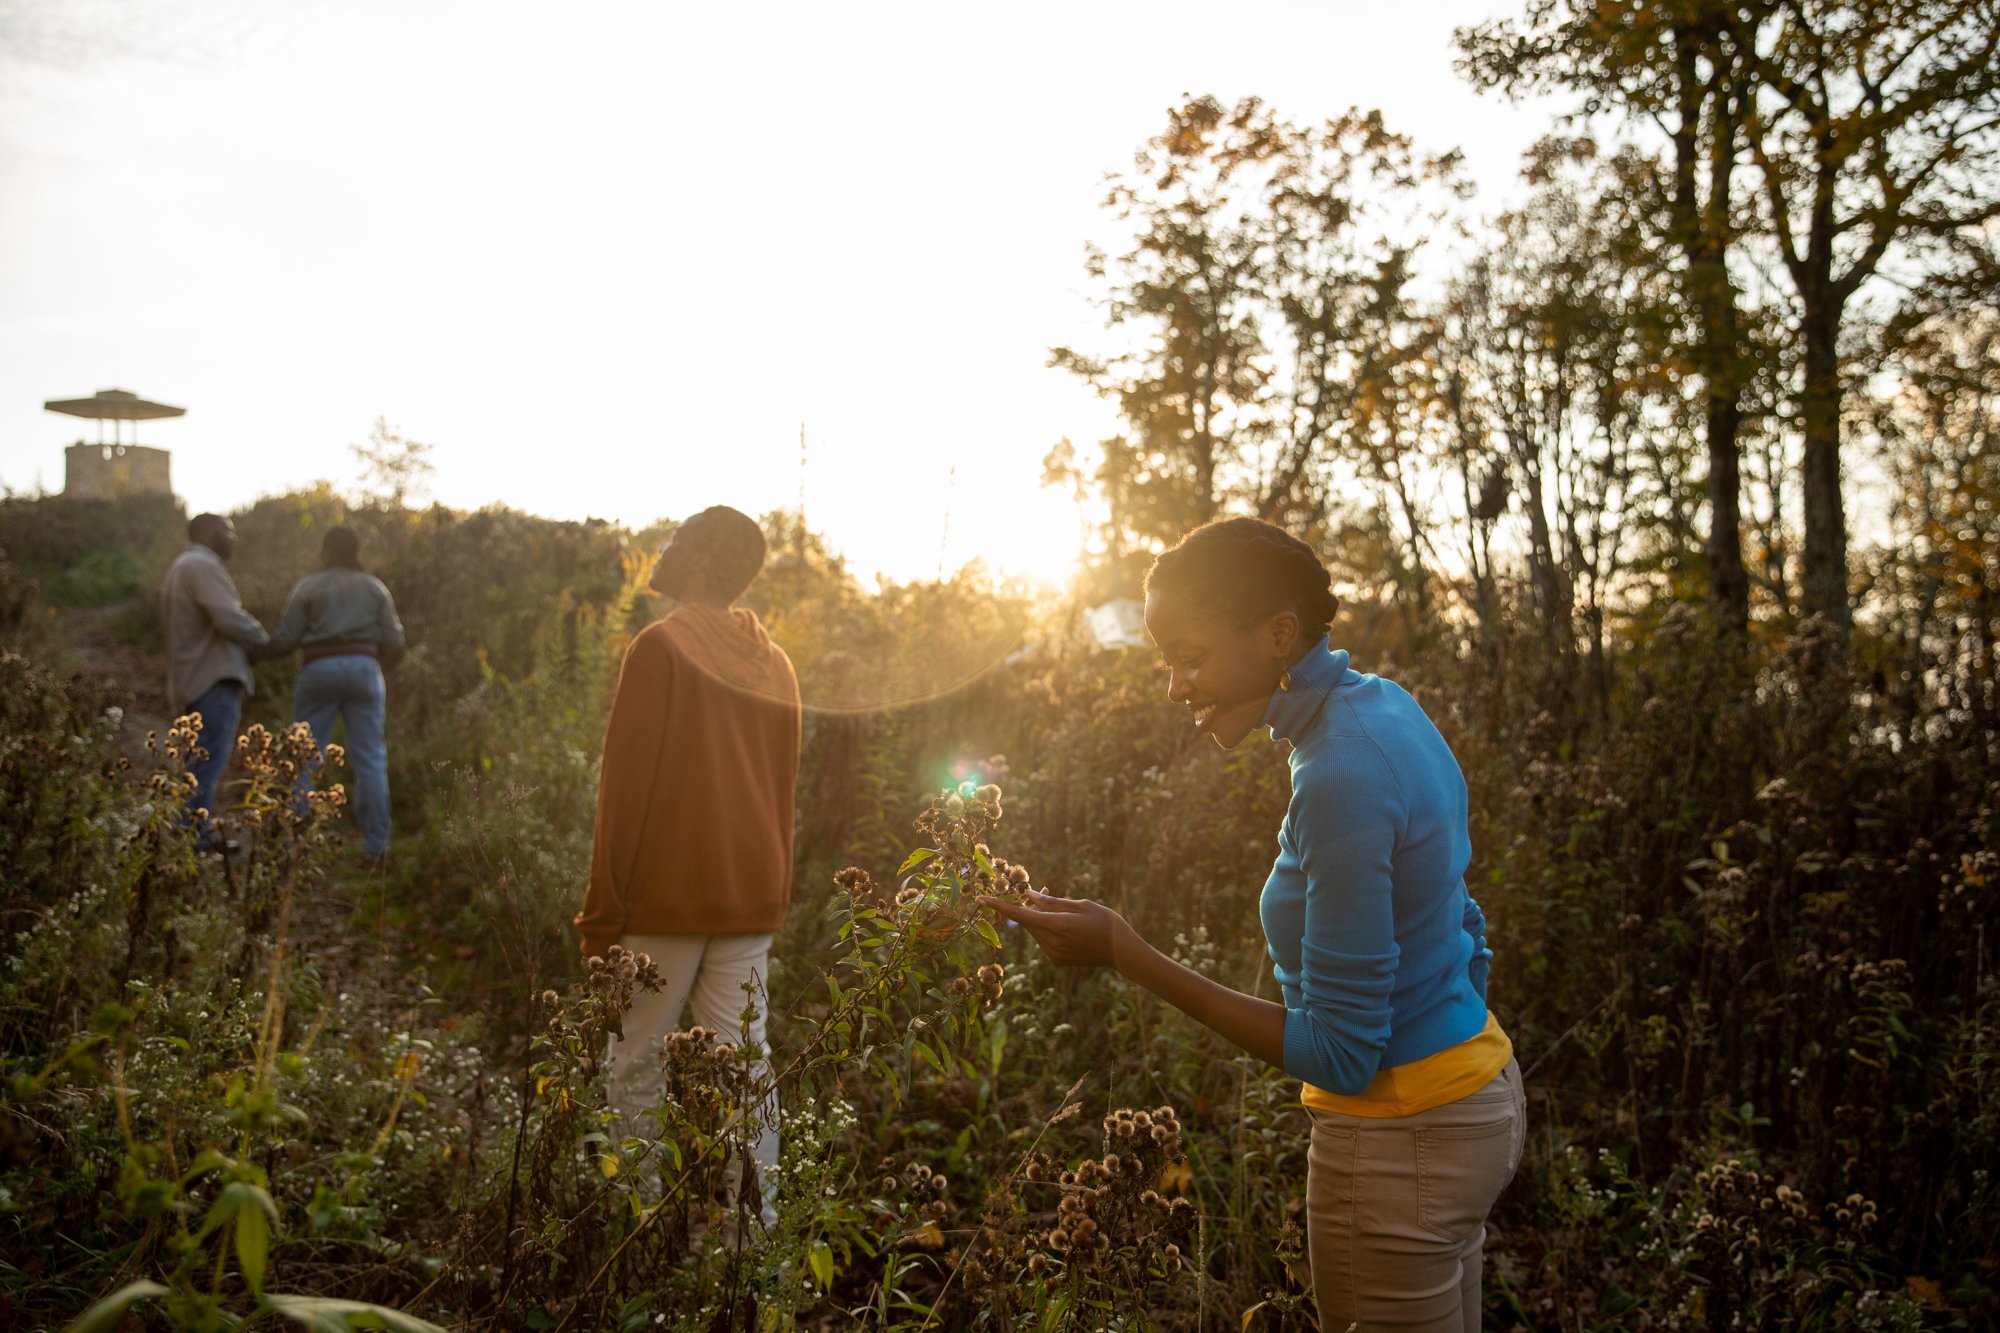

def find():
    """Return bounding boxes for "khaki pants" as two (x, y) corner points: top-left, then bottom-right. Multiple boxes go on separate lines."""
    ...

(607, 932), (779, 1227)
(1306, 1057), (1526, 1332)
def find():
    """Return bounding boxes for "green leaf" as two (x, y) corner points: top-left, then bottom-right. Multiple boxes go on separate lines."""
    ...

(182, 1147), (233, 1185)
(65, 1280), (168, 1333)
(263, 1294), (451, 1332)
(807, 1238), (834, 1289)
(975, 919), (1002, 949)
(897, 847), (937, 875)
(197, 1186), (243, 1242)
(234, 1185), (273, 1293)
(89, 1002), (134, 1037)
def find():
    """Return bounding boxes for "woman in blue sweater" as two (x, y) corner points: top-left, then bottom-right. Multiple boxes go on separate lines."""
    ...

(986, 518), (1524, 1331)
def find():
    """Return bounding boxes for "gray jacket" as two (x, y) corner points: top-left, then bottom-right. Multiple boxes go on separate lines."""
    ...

(266, 567), (406, 667)
(161, 544), (269, 711)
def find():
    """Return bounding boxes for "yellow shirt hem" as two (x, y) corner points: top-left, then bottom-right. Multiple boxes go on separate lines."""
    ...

(1301, 1011), (1513, 1119)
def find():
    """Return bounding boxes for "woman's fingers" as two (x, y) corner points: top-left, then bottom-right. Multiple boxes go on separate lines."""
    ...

(977, 896), (1073, 940)
(976, 893), (1109, 967)
(978, 892), (1075, 920)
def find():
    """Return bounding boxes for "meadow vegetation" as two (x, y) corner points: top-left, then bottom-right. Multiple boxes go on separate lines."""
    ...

(0, 478), (1991, 1330)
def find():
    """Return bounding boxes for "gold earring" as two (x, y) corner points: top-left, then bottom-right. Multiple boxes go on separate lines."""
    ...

(1279, 666), (1292, 692)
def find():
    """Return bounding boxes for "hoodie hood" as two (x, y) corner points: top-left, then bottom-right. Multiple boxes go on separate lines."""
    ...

(663, 603), (796, 702)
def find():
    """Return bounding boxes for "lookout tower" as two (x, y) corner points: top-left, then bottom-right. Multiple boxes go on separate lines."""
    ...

(47, 387), (183, 500)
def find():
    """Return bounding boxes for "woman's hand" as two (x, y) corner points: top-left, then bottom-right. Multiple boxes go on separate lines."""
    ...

(983, 888), (1291, 1071)
(977, 889), (1137, 971)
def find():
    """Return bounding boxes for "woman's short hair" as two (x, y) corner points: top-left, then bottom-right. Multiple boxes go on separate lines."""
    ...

(1144, 516), (1340, 637)
(684, 505), (767, 601)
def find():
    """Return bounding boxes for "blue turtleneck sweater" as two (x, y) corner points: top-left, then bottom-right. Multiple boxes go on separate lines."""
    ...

(1259, 638), (1492, 1096)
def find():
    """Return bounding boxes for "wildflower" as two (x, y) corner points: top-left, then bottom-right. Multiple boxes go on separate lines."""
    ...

(834, 865), (877, 902)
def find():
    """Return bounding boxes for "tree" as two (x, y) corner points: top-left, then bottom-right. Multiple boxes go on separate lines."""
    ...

(1051, 95), (1462, 631)
(1252, 110), (1466, 527)
(1459, 1), (1769, 635)
(1440, 139), (1683, 712)
(1863, 252), (2000, 733)
(1049, 95), (1273, 554)
(1736, 0), (2000, 629)
(350, 417), (436, 509)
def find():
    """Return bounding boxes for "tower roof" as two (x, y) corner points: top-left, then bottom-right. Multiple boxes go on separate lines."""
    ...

(44, 388), (186, 421)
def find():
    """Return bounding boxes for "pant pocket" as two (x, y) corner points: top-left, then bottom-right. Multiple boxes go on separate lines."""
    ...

(1416, 1116), (1515, 1242)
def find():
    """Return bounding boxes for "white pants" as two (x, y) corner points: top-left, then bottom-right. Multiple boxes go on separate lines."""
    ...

(608, 932), (779, 1226)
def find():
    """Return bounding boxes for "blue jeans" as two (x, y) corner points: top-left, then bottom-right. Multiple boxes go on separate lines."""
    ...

(294, 654), (391, 856)
(182, 680), (243, 845)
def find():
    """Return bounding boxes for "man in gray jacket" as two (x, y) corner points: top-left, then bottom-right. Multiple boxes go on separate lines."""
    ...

(261, 526), (405, 861)
(160, 512), (270, 842)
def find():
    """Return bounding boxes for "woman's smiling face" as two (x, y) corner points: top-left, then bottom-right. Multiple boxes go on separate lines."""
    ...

(1143, 588), (1300, 749)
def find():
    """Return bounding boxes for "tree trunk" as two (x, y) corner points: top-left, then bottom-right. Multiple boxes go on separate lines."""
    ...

(1799, 301), (1850, 629)
(1675, 32), (1749, 637)
(1704, 381), (1750, 636)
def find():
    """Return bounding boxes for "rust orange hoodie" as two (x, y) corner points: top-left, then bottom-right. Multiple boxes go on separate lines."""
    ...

(574, 604), (801, 956)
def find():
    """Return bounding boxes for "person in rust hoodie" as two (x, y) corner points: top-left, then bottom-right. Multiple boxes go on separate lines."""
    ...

(575, 505), (800, 1229)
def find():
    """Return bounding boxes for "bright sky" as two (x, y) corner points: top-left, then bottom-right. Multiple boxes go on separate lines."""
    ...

(0, 0), (1552, 586)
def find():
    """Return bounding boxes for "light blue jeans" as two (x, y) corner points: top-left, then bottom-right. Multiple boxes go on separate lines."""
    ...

(293, 654), (391, 855)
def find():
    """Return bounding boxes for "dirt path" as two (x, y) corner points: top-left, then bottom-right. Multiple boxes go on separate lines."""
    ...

(57, 597), (173, 762)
